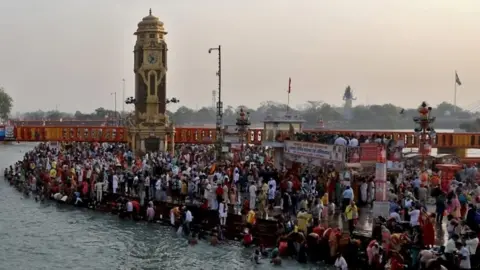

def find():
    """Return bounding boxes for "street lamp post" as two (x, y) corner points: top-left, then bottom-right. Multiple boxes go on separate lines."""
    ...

(125, 97), (179, 110)
(413, 101), (436, 170)
(208, 45), (223, 160)
(236, 107), (251, 159)
(166, 97), (180, 105)
(111, 92), (117, 126)
(122, 79), (126, 125)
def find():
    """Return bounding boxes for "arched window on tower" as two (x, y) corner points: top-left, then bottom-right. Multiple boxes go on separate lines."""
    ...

(149, 73), (156, 96)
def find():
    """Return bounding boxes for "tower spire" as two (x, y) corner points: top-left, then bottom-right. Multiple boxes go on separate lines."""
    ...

(149, 8), (152, 15)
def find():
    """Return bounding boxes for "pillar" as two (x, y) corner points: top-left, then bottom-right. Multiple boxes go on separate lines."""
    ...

(164, 134), (169, 152)
(372, 161), (390, 217)
(170, 132), (175, 155)
(273, 147), (284, 170)
(140, 139), (146, 152)
(159, 139), (165, 151)
(130, 135), (136, 151)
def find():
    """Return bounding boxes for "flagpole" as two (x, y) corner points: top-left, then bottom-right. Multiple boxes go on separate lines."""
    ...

(287, 77), (291, 115)
(287, 90), (290, 115)
(454, 70), (457, 113)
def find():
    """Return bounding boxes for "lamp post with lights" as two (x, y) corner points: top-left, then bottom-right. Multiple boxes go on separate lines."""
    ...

(208, 45), (223, 159)
(235, 107), (251, 158)
(413, 101), (436, 169)
(125, 97), (179, 106)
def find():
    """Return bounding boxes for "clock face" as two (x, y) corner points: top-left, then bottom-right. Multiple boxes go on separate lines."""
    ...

(147, 53), (157, 64)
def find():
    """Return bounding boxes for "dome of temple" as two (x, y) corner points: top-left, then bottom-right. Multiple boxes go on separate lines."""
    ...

(135, 9), (166, 34)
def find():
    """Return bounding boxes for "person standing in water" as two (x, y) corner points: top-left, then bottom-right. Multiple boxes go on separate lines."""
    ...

(146, 201), (155, 222)
(218, 198), (228, 226)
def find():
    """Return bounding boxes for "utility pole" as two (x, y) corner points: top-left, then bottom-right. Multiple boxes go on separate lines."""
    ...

(111, 92), (117, 126)
(122, 78), (126, 125)
(209, 45), (223, 160)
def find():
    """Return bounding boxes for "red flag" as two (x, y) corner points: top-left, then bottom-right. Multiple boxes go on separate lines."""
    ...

(288, 77), (291, 94)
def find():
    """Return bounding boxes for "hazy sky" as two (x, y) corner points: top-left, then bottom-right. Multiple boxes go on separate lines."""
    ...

(1, 0), (479, 114)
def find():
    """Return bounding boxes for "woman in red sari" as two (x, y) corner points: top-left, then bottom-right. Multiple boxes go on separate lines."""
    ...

(388, 251), (404, 270)
(421, 212), (435, 248)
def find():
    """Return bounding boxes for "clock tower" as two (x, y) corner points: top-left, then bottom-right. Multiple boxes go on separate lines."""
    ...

(130, 9), (173, 152)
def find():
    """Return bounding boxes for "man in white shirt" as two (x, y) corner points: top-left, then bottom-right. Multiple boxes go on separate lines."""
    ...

(95, 181), (103, 203)
(155, 178), (162, 201)
(334, 253), (348, 270)
(408, 206), (421, 227)
(249, 182), (257, 210)
(144, 175), (150, 199)
(466, 234), (479, 267)
(348, 137), (359, 147)
(182, 207), (194, 235)
(459, 244), (471, 269)
(112, 174), (118, 194)
(233, 169), (240, 184)
(444, 235), (458, 254)
(334, 136), (347, 146)
(185, 208), (193, 223)
(389, 209), (402, 223)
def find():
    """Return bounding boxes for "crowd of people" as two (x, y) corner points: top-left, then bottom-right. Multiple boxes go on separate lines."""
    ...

(3, 139), (480, 269)
(294, 132), (395, 146)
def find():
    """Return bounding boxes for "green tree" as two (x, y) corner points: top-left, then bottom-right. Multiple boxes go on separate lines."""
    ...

(0, 87), (13, 121)
(18, 100), (477, 130)
(23, 110), (45, 120)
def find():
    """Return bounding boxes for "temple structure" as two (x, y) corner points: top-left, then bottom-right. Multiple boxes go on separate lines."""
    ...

(128, 9), (174, 152)
(343, 85), (356, 120)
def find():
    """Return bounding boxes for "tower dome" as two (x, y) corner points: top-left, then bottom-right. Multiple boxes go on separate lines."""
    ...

(135, 9), (167, 36)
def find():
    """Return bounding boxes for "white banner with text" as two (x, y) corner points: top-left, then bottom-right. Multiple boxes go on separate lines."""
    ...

(284, 140), (345, 162)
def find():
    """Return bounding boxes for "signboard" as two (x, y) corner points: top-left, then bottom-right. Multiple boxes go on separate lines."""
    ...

(360, 144), (380, 162)
(387, 160), (404, 172)
(4, 125), (15, 141)
(284, 153), (337, 167)
(388, 148), (403, 161)
(359, 144), (386, 163)
(224, 135), (240, 143)
(0, 126), (4, 141)
(284, 140), (345, 162)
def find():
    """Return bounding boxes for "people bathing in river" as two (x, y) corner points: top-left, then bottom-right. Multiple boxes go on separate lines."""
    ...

(218, 198), (228, 226)
(146, 201), (155, 222)
(6, 141), (480, 269)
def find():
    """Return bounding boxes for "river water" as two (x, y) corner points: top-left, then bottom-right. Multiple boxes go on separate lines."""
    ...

(0, 144), (326, 270)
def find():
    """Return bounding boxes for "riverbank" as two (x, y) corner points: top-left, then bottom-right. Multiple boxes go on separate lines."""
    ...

(1, 144), (337, 270)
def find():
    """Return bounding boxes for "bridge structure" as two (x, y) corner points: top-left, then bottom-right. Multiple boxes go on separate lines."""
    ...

(3, 120), (480, 150)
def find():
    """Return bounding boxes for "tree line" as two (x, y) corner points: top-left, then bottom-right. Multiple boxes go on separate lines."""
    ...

(0, 87), (13, 122)
(10, 100), (480, 130)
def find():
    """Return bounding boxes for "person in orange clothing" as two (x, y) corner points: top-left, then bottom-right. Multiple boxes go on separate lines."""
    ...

(422, 212), (435, 248)
(131, 200), (140, 220)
